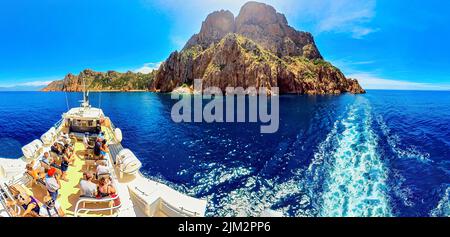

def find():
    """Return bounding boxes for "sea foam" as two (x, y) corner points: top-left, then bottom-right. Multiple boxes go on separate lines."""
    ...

(316, 98), (392, 217)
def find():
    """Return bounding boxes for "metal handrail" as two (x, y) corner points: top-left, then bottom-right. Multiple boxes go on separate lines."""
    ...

(74, 195), (122, 217)
(53, 118), (64, 129)
(179, 206), (200, 217)
(160, 199), (200, 217)
(108, 117), (117, 131)
(0, 188), (12, 217)
(0, 183), (21, 217)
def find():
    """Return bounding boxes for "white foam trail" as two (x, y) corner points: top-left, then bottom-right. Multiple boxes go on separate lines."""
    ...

(430, 187), (450, 217)
(318, 98), (392, 217)
(376, 115), (432, 163)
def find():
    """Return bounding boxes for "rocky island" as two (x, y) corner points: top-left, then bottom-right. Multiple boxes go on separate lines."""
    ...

(42, 69), (156, 92)
(42, 1), (365, 95)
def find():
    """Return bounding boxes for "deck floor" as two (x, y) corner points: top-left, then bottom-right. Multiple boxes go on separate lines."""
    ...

(26, 126), (117, 217)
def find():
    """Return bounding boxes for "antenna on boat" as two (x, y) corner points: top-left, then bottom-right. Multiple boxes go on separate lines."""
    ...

(81, 77), (90, 108)
(99, 91), (102, 109)
(63, 76), (70, 111)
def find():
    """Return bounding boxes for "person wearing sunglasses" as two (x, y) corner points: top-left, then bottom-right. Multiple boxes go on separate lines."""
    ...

(39, 195), (65, 217)
(15, 193), (41, 217)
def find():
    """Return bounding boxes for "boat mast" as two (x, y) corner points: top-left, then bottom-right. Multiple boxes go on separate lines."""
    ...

(82, 78), (89, 108)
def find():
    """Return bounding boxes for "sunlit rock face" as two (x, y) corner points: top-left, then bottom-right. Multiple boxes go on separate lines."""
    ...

(235, 1), (322, 59)
(153, 1), (365, 95)
(43, 1), (365, 95)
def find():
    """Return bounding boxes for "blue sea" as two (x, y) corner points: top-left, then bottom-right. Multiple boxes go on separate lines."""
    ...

(0, 91), (449, 217)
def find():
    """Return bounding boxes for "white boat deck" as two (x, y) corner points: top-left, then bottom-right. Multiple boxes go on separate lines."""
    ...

(0, 102), (207, 218)
(1, 148), (207, 217)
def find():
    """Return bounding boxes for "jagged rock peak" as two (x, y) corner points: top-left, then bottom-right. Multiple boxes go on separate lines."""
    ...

(184, 1), (322, 60)
(184, 10), (236, 50)
(236, 1), (286, 27)
(235, 1), (322, 59)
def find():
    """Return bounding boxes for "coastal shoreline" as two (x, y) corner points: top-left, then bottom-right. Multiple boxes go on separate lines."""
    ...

(43, 89), (150, 92)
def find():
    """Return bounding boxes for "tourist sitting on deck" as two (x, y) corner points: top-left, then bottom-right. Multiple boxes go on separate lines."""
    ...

(83, 134), (94, 160)
(79, 172), (97, 198)
(45, 168), (61, 201)
(41, 151), (52, 164)
(39, 195), (65, 217)
(97, 176), (116, 198)
(98, 131), (105, 141)
(96, 160), (110, 179)
(83, 133), (90, 147)
(60, 151), (70, 182)
(15, 192), (41, 217)
(51, 142), (63, 156)
(26, 160), (44, 181)
(40, 151), (62, 171)
(63, 144), (75, 165)
(83, 133), (94, 149)
(100, 139), (110, 159)
(93, 138), (102, 159)
(58, 131), (71, 145)
(41, 151), (56, 167)
(64, 143), (74, 154)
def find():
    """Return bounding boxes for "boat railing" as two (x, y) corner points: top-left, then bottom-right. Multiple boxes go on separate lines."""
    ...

(0, 183), (21, 217)
(108, 118), (117, 131)
(104, 117), (121, 144)
(74, 195), (122, 217)
(6, 173), (30, 187)
(53, 118), (64, 129)
(160, 199), (201, 217)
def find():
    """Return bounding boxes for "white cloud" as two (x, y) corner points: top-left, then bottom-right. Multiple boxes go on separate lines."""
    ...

(17, 80), (53, 87)
(134, 62), (162, 74)
(348, 73), (450, 91)
(350, 26), (379, 39)
(312, 0), (377, 38)
(149, 0), (379, 39)
(0, 80), (53, 88)
(331, 58), (450, 91)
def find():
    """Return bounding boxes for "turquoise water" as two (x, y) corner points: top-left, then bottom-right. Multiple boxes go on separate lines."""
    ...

(0, 91), (449, 217)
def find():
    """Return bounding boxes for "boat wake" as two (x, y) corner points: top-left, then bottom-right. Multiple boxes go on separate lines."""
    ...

(142, 96), (439, 217)
(309, 98), (392, 217)
(430, 187), (450, 217)
(375, 115), (432, 164)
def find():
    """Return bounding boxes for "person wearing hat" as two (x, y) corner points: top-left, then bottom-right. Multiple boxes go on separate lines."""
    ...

(79, 171), (97, 198)
(39, 195), (65, 217)
(45, 168), (61, 201)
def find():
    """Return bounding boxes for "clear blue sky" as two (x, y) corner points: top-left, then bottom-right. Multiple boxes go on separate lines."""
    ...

(0, 0), (449, 90)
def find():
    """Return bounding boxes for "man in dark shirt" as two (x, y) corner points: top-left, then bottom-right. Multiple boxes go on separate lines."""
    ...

(51, 143), (63, 156)
(93, 138), (102, 157)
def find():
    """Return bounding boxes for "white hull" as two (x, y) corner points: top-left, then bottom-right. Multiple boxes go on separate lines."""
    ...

(0, 102), (207, 217)
(1, 155), (207, 217)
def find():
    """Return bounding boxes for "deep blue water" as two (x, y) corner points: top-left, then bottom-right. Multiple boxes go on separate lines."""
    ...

(0, 91), (449, 217)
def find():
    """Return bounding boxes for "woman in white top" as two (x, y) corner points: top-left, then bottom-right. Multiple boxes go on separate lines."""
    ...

(96, 160), (110, 178)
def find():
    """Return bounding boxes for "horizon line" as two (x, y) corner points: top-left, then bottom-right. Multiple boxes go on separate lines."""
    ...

(1, 89), (449, 93)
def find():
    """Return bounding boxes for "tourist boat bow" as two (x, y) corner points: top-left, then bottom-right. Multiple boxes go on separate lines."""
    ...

(0, 90), (207, 217)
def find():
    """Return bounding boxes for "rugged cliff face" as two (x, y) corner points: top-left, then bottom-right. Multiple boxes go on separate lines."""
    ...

(43, 1), (365, 95)
(42, 69), (156, 92)
(153, 1), (365, 95)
